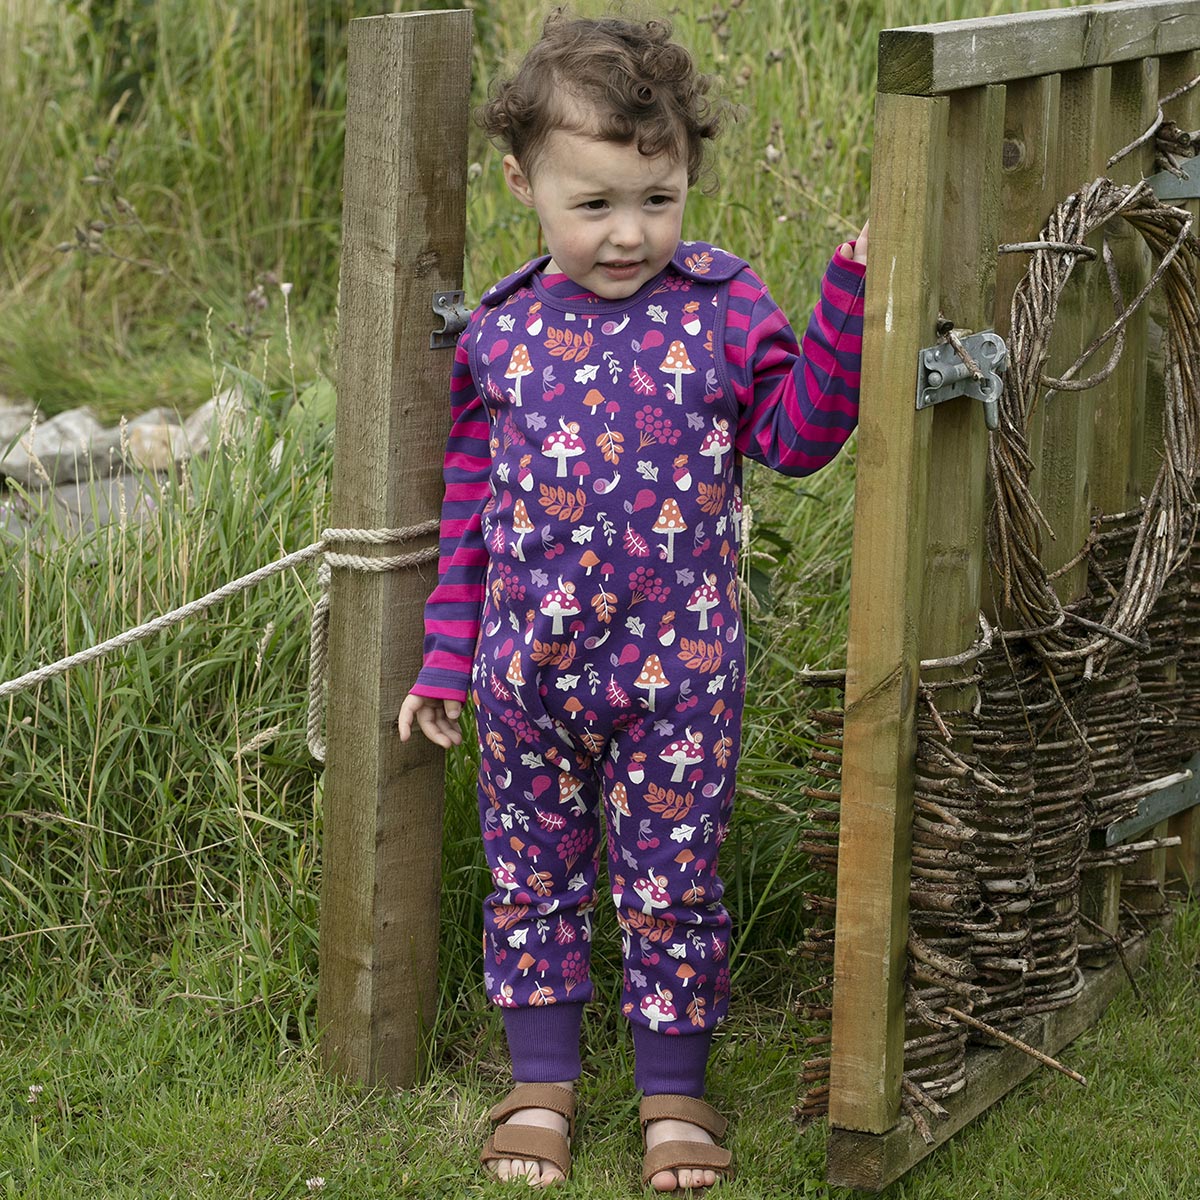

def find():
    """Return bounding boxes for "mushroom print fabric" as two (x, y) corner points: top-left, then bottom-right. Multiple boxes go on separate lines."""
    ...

(413, 240), (866, 1039)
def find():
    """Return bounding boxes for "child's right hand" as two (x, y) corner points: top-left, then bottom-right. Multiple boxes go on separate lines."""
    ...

(397, 692), (464, 749)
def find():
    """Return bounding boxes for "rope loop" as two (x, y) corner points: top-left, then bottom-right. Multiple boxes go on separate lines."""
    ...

(305, 519), (440, 761)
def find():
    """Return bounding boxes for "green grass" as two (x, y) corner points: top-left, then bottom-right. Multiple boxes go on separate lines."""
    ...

(2, 911), (1197, 1198)
(5, 0), (1192, 1195)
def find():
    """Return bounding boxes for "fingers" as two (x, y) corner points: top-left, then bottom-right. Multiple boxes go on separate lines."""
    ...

(396, 693), (421, 742)
(854, 219), (869, 265)
(398, 694), (465, 749)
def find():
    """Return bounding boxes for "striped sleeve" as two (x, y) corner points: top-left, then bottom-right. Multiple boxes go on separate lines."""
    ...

(725, 245), (866, 476)
(411, 326), (492, 701)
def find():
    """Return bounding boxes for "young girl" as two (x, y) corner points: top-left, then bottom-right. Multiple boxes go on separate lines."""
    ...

(399, 10), (867, 1190)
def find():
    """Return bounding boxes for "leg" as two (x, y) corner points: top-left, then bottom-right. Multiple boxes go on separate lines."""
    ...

(474, 686), (603, 1183)
(603, 700), (742, 1191)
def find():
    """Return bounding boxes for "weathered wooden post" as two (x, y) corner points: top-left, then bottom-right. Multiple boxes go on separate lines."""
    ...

(319, 8), (471, 1088)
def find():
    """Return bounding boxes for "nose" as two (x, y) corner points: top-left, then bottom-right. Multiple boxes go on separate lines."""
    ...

(608, 212), (644, 251)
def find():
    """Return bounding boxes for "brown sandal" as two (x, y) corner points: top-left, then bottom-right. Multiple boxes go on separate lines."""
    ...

(640, 1094), (732, 1192)
(480, 1082), (576, 1183)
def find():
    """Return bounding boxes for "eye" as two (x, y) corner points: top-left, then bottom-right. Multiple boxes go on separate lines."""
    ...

(580, 199), (608, 211)
(646, 194), (675, 208)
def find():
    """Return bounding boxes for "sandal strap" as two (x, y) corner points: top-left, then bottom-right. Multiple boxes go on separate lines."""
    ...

(639, 1094), (729, 1140)
(481, 1125), (572, 1178)
(488, 1083), (577, 1132)
(641, 1139), (732, 1186)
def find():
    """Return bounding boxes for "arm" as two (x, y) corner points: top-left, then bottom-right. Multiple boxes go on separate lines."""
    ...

(407, 327), (492, 704)
(725, 233), (867, 477)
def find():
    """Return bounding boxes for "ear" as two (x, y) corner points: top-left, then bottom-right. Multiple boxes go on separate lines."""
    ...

(502, 154), (536, 208)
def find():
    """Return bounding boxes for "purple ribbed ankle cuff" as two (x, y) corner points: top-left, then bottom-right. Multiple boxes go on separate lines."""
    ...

(503, 1003), (584, 1083)
(632, 1025), (713, 1098)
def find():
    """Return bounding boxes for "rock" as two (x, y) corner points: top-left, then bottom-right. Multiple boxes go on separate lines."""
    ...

(86, 407), (187, 474)
(0, 399), (36, 453)
(0, 408), (105, 486)
(182, 387), (247, 458)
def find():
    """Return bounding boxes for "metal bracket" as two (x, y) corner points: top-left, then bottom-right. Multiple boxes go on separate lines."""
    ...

(430, 290), (471, 350)
(916, 330), (1006, 431)
(1144, 156), (1200, 203)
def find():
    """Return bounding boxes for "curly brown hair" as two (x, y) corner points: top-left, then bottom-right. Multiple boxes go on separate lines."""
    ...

(479, 9), (723, 185)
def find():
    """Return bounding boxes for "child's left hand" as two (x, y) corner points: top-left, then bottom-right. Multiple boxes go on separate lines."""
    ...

(840, 220), (869, 267)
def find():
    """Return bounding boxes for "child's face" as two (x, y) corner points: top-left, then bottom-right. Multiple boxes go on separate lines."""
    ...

(503, 126), (689, 300)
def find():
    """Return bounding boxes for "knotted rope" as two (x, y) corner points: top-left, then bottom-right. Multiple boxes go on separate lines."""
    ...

(306, 520), (439, 761)
(1, 520), (440, 764)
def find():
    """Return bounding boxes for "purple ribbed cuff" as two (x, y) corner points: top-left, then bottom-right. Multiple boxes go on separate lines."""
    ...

(503, 1003), (584, 1083)
(632, 1025), (714, 1098)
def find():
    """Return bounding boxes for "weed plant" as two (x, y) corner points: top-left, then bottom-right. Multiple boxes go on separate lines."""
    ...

(6, 1), (1192, 1197)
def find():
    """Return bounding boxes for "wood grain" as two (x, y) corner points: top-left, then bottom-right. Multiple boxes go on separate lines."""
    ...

(319, 9), (471, 1088)
(831, 91), (948, 1135)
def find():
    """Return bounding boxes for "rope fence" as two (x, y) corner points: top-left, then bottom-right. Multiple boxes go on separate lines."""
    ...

(0, 519), (440, 764)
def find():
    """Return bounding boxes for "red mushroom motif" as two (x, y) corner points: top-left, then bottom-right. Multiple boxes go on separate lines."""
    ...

(699, 417), (733, 475)
(660, 728), (704, 783)
(660, 340), (696, 404)
(633, 654), (669, 712)
(652, 498), (688, 563)
(686, 573), (721, 631)
(542, 418), (585, 478)
(608, 781), (631, 833)
(540, 577), (582, 635)
(511, 499), (534, 561)
(632, 870), (671, 915)
(505, 344), (533, 406)
(639, 984), (677, 1032)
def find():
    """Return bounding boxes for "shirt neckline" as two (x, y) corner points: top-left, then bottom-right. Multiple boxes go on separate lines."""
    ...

(532, 261), (675, 314)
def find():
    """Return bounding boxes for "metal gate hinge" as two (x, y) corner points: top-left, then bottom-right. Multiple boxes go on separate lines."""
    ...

(431, 290), (471, 350)
(916, 330), (1006, 431)
(1145, 156), (1200, 203)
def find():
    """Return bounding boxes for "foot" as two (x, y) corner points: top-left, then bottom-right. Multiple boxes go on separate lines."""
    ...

(485, 1081), (574, 1186)
(644, 1117), (720, 1193)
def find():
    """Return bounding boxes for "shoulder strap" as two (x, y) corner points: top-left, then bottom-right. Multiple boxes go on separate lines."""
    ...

(672, 241), (748, 283)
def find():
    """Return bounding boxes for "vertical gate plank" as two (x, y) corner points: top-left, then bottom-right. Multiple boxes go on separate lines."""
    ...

(1039, 67), (1110, 601)
(1046, 68), (1120, 936)
(993, 73), (1061, 574)
(1158, 49), (1200, 889)
(320, 9), (472, 1088)
(830, 90), (948, 1136)
(1105, 57), (1168, 906)
(919, 85), (1005, 677)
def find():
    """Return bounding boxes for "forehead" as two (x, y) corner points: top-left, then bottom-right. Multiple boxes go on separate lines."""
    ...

(533, 126), (687, 190)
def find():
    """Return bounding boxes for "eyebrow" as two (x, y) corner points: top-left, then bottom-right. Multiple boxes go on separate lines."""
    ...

(565, 183), (683, 203)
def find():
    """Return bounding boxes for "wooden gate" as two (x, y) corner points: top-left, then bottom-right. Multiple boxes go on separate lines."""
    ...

(828, 0), (1200, 1188)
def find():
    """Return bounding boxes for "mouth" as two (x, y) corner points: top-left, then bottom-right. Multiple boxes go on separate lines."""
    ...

(600, 260), (643, 275)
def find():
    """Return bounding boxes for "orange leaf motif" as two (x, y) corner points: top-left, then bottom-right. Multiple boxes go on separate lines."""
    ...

(538, 483), (586, 522)
(697, 481), (726, 516)
(618, 909), (678, 943)
(714, 734), (733, 769)
(527, 870), (555, 897)
(532, 640), (577, 670)
(486, 730), (507, 763)
(684, 251), (714, 275)
(677, 637), (723, 674)
(596, 427), (624, 465)
(494, 904), (529, 931)
(591, 588), (617, 624)
(687, 995), (707, 1027)
(530, 982), (557, 1006)
(544, 326), (594, 362)
(645, 782), (694, 821)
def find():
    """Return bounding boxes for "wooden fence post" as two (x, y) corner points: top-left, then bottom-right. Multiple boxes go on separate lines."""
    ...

(319, 9), (471, 1089)
(829, 89), (948, 1136)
